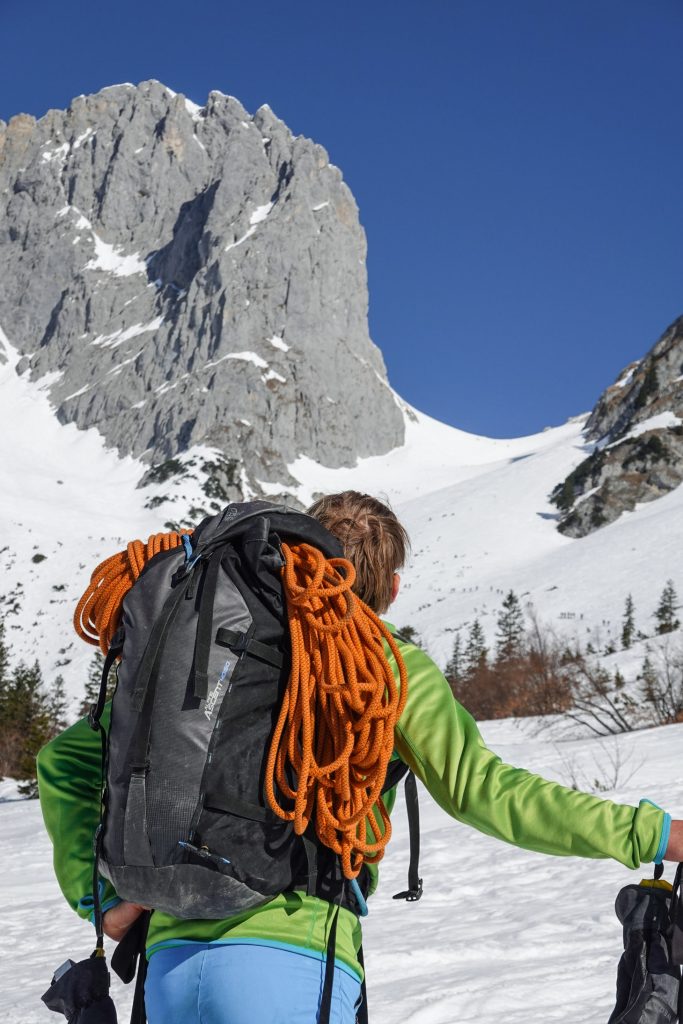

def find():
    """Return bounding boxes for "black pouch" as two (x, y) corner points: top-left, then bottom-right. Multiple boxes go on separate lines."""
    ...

(41, 953), (117, 1023)
(608, 866), (681, 1024)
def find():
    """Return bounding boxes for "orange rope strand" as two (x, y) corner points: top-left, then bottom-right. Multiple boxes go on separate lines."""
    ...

(264, 542), (408, 880)
(73, 531), (190, 655)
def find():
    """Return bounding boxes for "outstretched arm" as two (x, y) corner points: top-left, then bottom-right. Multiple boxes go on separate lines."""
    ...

(391, 640), (669, 870)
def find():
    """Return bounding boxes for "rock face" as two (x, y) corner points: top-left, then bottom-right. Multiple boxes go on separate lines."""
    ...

(551, 316), (683, 536)
(0, 81), (404, 506)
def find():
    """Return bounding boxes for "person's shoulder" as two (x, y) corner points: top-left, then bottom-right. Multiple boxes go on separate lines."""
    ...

(385, 624), (446, 683)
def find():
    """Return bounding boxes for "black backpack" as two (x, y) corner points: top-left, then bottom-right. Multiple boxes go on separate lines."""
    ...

(88, 501), (421, 1022)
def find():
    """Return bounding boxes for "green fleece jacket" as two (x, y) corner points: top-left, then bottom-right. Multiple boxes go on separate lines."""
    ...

(37, 636), (668, 981)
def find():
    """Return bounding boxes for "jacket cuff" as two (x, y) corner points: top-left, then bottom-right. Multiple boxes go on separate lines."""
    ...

(639, 798), (671, 864)
(77, 878), (122, 924)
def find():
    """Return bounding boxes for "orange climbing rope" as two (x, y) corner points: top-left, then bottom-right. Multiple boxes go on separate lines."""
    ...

(73, 530), (189, 655)
(264, 542), (408, 880)
(74, 530), (407, 879)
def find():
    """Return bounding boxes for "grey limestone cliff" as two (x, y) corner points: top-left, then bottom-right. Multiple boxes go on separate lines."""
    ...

(0, 80), (405, 508)
(551, 316), (683, 536)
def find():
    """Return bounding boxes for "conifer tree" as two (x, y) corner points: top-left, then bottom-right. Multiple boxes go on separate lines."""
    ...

(49, 675), (68, 733)
(445, 632), (464, 685)
(654, 580), (681, 635)
(464, 619), (488, 678)
(79, 651), (117, 717)
(495, 590), (525, 663)
(8, 661), (53, 798)
(621, 594), (636, 649)
(640, 655), (658, 706)
(634, 361), (659, 410)
(0, 617), (9, 689)
(397, 625), (422, 649)
(0, 617), (11, 779)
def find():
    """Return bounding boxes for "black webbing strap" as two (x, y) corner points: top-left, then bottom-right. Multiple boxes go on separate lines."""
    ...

(131, 569), (195, 712)
(91, 823), (105, 952)
(191, 548), (223, 701)
(216, 626), (284, 669)
(88, 633), (123, 950)
(89, 634), (122, 730)
(302, 834), (319, 897)
(111, 910), (151, 1024)
(318, 903), (340, 1024)
(671, 862), (683, 964)
(392, 771), (423, 902)
(202, 791), (270, 822)
(357, 943), (369, 1024)
(381, 756), (409, 795)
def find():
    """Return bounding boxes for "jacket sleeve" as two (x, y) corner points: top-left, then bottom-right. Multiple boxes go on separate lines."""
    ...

(391, 642), (667, 870)
(37, 703), (121, 921)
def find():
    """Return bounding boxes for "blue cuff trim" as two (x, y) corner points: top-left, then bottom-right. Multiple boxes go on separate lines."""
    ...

(655, 814), (672, 864)
(78, 880), (122, 925)
(639, 799), (671, 864)
(77, 879), (105, 912)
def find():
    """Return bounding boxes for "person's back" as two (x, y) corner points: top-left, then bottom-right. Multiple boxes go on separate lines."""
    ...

(38, 491), (681, 1024)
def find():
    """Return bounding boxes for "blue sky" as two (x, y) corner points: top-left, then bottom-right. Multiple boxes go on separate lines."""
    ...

(2, 1), (682, 437)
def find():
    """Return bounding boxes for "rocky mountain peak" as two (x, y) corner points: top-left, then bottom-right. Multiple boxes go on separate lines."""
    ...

(551, 316), (683, 536)
(0, 80), (405, 515)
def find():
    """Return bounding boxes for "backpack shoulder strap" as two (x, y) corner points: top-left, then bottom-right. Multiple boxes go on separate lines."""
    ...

(391, 770), (423, 903)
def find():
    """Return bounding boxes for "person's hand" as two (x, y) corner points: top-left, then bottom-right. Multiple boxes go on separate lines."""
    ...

(663, 820), (683, 862)
(102, 900), (149, 942)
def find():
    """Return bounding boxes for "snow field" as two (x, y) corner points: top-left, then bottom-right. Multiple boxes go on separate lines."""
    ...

(3, 717), (683, 1023)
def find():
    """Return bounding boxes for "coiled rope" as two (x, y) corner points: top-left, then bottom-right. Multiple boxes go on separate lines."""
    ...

(73, 531), (189, 654)
(74, 530), (407, 879)
(264, 542), (407, 879)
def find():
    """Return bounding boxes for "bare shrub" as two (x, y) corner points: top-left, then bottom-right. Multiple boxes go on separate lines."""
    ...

(553, 736), (645, 794)
(449, 614), (572, 720)
(448, 608), (645, 735)
(559, 646), (644, 736)
(638, 640), (683, 725)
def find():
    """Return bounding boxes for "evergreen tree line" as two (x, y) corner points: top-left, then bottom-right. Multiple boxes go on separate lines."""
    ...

(620, 580), (681, 649)
(441, 581), (682, 731)
(0, 618), (114, 798)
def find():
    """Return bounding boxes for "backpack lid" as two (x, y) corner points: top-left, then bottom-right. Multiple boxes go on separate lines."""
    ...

(190, 501), (343, 561)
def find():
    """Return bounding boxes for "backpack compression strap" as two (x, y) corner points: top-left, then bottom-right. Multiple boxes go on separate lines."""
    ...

(87, 630), (124, 952)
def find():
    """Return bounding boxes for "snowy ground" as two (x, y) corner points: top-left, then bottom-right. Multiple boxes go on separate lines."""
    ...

(3, 716), (683, 1024)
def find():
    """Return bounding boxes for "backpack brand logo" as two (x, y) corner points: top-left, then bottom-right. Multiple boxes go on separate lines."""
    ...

(204, 659), (232, 720)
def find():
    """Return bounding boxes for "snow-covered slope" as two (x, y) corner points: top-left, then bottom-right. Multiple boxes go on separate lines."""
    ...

(3, 717), (683, 1024)
(291, 403), (683, 667)
(0, 327), (225, 696)
(3, 320), (683, 709)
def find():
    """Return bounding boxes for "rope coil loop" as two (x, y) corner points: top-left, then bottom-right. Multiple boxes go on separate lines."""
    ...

(73, 531), (190, 655)
(264, 542), (407, 880)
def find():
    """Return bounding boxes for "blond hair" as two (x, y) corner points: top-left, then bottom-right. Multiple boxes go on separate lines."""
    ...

(306, 491), (410, 614)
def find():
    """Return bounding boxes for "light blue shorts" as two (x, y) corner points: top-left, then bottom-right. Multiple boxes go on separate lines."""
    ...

(145, 942), (363, 1024)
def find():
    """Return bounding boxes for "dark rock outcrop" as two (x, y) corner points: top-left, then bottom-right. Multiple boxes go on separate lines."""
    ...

(551, 317), (683, 536)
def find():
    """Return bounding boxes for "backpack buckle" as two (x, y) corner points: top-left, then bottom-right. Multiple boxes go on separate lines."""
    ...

(230, 632), (249, 658)
(392, 878), (423, 902)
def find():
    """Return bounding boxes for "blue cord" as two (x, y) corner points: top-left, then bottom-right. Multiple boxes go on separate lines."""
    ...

(349, 877), (369, 917)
